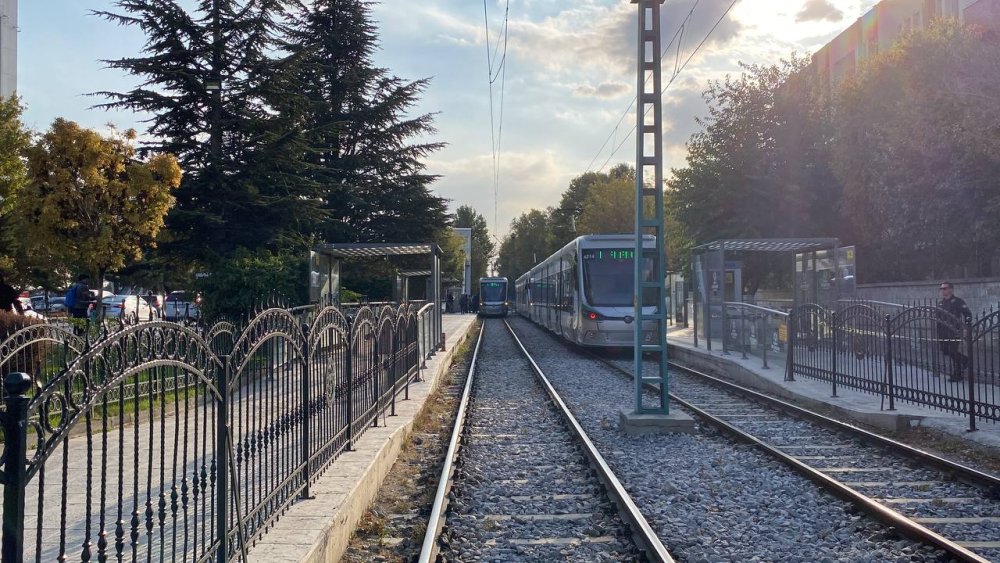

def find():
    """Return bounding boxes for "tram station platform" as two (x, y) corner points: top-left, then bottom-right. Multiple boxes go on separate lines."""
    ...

(664, 325), (1000, 450)
(247, 313), (478, 563)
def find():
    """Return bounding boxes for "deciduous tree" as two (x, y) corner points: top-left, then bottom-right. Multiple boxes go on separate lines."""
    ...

(16, 119), (180, 295)
(495, 209), (552, 282)
(0, 96), (31, 285)
(454, 205), (495, 281)
(834, 20), (1000, 280)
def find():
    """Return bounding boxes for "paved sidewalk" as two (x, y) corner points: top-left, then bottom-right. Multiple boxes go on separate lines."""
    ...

(246, 313), (478, 562)
(665, 324), (1000, 450)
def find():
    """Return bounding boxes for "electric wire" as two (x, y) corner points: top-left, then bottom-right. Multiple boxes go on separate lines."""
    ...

(483, 0), (510, 237)
(595, 0), (740, 173)
(584, 0), (702, 173)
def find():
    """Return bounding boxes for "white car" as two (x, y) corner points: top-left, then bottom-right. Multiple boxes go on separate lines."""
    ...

(101, 295), (158, 320)
(164, 291), (201, 321)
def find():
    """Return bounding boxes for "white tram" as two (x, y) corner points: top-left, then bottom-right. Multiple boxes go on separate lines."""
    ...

(515, 235), (659, 347)
(477, 277), (509, 317)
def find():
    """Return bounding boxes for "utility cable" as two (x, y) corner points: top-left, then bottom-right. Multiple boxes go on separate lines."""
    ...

(595, 0), (740, 173)
(584, 0), (702, 173)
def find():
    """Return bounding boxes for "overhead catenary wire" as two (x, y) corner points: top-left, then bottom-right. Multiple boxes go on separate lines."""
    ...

(584, 0), (702, 173)
(483, 0), (510, 237)
(591, 0), (741, 173)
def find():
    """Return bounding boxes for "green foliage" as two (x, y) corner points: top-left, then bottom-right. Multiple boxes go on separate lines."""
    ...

(0, 96), (32, 287)
(0, 96), (29, 217)
(454, 206), (495, 280)
(495, 209), (553, 282)
(16, 119), (180, 288)
(97, 0), (328, 265)
(277, 0), (448, 245)
(196, 249), (308, 320)
(667, 56), (839, 291)
(549, 163), (634, 249)
(833, 20), (1000, 280)
(438, 229), (466, 285)
(576, 172), (646, 235)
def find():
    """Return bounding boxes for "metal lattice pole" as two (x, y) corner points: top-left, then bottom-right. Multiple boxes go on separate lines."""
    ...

(633, 0), (669, 415)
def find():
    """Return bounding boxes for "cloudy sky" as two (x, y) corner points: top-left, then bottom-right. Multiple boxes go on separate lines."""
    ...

(18, 0), (878, 239)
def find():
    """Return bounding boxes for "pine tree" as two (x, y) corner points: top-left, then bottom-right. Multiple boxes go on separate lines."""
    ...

(95, 0), (326, 265)
(280, 0), (448, 245)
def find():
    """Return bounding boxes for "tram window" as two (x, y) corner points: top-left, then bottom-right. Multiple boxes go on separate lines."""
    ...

(481, 281), (505, 302)
(582, 249), (654, 307)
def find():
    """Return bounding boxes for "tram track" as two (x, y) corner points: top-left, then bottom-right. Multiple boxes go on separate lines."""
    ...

(595, 351), (1000, 563)
(418, 319), (672, 562)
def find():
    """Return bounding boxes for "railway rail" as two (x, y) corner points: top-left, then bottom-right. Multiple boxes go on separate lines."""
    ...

(598, 352), (1000, 563)
(418, 319), (673, 562)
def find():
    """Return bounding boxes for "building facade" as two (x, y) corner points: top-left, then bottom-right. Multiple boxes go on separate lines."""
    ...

(812, 0), (1000, 92)
(0, 0), (15, 98)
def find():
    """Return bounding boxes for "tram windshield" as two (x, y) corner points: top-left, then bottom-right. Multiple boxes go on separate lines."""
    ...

(480, 281), (506, 302)
(582, 249), (654, 307)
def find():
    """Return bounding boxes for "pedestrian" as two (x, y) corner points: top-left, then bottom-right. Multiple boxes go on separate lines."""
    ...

(472, 294), (480, 314)
(459, 293), (468, 314)
(937, 281), (972, 382)
(0, 273), (24, 314)
(447, 292), (454, 313)
(65, 274), (94, 320)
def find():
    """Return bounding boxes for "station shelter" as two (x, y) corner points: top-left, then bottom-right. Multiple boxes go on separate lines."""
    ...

(311, 242), (443, 350)
(690, 238), (855, 348)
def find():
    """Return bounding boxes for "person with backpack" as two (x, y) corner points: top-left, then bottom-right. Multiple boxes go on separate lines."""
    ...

(65, 274), (93, 319)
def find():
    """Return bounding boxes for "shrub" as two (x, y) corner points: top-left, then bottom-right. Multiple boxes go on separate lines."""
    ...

(195, 249), (308, 320)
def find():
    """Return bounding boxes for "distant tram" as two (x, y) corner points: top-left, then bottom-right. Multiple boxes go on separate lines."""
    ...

(515, 235), (659, 347)
(478, 277), (509, 317)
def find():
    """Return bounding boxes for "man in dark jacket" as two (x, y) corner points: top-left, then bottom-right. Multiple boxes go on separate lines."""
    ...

(68, 274), (94, 320)
(938, 282), (972, 381)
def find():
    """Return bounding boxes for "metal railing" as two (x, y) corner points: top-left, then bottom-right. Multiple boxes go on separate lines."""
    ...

(0, 303), (421, 562)
(721, 302), (790, 371)
(788, 301), (1000, 431)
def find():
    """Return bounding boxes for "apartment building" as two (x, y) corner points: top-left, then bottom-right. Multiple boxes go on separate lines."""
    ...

(0, 0), (14, 98)
(812, 0), (1000, 92)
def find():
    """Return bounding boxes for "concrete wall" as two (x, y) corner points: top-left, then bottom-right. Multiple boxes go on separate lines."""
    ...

(857, 278), (1000, 312)
(0, 0), (15, 98)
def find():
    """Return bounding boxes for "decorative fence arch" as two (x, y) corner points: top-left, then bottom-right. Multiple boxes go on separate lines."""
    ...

(0, 302), (423, 563)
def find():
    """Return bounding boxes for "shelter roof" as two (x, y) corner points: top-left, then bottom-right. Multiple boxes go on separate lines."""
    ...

(398, 270), (432, 277)
(692, 238), (840, 253)
(314, 243), (440, 258)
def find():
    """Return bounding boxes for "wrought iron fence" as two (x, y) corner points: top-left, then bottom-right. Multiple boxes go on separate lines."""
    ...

(789, 301), (1000, 430)
(0, 302), (424, 562)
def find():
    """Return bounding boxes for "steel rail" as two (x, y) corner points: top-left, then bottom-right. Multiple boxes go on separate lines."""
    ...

(504, 321), (675, 563)
(590, 352), (992, 563)
(417, 322), (485, 563)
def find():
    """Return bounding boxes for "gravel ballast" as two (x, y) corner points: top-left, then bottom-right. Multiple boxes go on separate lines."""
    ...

(439, 320), (641, 561)
(508, 317), (955, 563)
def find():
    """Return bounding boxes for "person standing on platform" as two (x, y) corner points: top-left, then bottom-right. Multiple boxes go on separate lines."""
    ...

(447, 292), (454, 313)
(937, 281), (972, 382)
(472, 294), (480, 314)
(459, 293), (468, 314)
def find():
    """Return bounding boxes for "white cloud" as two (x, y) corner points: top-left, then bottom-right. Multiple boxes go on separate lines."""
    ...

(573, 81), (630, 99)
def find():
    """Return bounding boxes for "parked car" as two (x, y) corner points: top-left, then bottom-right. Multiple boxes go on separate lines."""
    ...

(163, 291), (201, 321)
(40, 297), (68, 314)
(101, 295), (158, 320)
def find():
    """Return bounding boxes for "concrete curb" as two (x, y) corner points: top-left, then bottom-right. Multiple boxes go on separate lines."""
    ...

(668, 344), (923, 434)
(246, 318), (477, 563)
